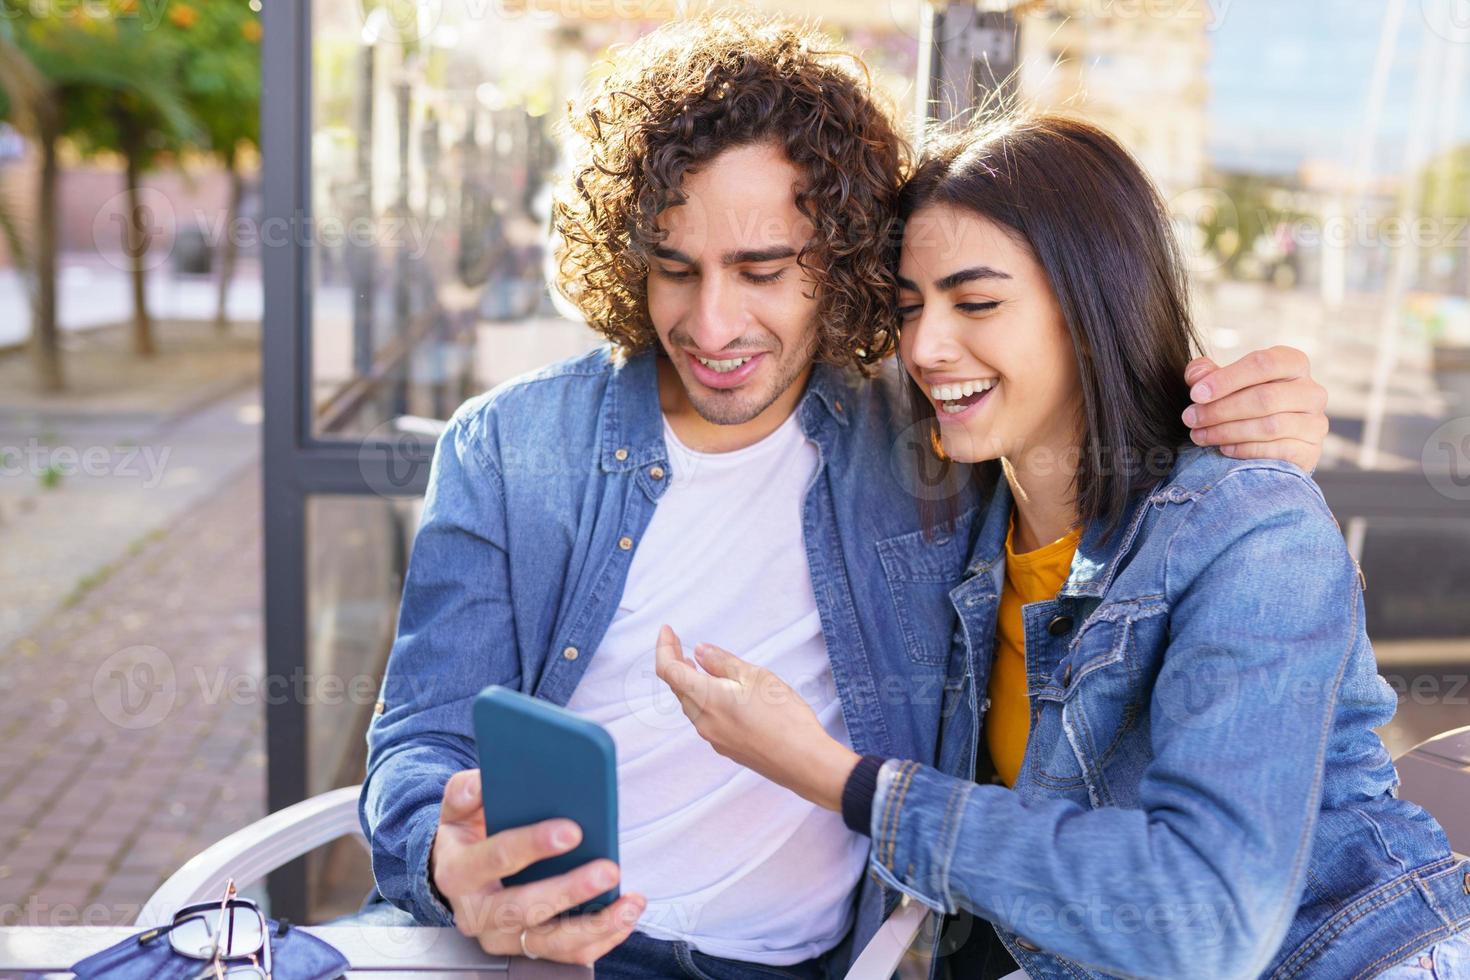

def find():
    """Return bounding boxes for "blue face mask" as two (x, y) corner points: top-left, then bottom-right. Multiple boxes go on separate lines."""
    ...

(68, 917), (349, 980)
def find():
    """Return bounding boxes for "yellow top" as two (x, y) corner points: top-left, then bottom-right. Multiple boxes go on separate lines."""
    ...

(985, 511), (1083, 787)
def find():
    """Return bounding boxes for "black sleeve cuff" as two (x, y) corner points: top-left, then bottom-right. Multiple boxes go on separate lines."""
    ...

(841, 754), (888, 836)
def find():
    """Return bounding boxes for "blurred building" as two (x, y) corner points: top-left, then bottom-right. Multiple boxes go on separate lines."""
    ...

(1018, 0), (1210, 198)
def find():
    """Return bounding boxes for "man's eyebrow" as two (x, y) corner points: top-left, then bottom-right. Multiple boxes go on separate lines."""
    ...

(652, 245), (694, 264)
(651, 245), (800, 267)
(722, 246), (799, 266)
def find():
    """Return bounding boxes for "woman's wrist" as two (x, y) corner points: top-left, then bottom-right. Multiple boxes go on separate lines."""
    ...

(801, 739), (863, 812)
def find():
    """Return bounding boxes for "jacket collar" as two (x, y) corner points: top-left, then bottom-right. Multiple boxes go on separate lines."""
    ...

(964, 463), (1169, 598)
(598, 350), (852, 473)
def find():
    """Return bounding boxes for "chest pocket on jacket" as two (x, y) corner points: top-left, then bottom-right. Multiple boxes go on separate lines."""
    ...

(1030, 598), (1167, 803)
(875, 521), (974, 667)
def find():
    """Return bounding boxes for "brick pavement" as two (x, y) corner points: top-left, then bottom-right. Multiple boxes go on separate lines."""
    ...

(0, 461), (265, 927)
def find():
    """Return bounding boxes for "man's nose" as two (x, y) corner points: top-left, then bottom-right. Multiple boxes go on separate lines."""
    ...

(687, 276), (747, 352)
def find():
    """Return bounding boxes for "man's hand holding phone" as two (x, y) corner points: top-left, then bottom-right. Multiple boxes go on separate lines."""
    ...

(429, 770), (647, 965)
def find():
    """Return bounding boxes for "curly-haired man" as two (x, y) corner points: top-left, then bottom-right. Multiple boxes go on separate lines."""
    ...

(360, 13), (1330, 976)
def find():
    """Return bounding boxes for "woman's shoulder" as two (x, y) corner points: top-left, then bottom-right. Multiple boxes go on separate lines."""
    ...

(1141, 445), (1349, 592)
(1149, 445), (1334, 523)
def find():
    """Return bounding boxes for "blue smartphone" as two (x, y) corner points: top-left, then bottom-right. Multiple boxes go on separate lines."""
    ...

(472, 685), (619, 914)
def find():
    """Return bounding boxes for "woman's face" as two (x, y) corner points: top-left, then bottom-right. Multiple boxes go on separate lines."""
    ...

(897, 204), (1082, 467)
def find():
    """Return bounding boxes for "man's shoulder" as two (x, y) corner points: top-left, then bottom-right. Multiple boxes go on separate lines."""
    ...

(455, 345), (617, 420)
(829, 358), (913, 433)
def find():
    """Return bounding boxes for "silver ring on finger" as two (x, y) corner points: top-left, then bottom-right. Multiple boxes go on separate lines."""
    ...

(519, 927), (539, 961)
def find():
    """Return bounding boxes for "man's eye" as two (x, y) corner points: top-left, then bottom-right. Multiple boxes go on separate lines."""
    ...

(742, 268), (786, 284)
(958, 302), (1000, 313)
(655, 267), (692, 280)
(896, 304), (922, 319)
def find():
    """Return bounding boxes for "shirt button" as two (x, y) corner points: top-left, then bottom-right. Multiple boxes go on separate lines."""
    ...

(618, 536), (633, 551)
(1047, 615), (1074, 636)
(614, 448), (629, 461)
(1016, 937), (1040, 952)
(563, 646), (579, 661)
(1062, 663), (1073, 687)
(649, 465), (665, 480)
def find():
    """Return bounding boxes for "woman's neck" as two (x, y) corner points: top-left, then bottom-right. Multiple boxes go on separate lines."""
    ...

(1002, 448), (1082, 553)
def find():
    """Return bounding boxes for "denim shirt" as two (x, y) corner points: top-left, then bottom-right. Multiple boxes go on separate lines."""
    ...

(869, 446), (1470, 979)
(358, 347), (976, 970)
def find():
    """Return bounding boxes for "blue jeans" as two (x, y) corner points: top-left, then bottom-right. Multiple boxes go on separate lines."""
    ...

(594, 930), (827, 980)
(1378, 930), (1470, 978)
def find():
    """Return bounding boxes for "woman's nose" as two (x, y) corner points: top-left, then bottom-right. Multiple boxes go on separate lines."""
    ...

(905, 309), (961, 370)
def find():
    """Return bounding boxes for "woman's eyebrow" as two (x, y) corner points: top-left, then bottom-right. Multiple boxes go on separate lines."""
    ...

(895, 266), (1012, 292)
(933, 266), (1012, 291)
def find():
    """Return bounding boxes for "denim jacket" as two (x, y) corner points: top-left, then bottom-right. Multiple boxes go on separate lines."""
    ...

(869, 446), (1470, 979)
(359, 347), (975, 970)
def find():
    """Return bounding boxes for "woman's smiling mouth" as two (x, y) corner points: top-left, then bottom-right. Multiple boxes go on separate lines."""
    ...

(929, 378), (998, 420)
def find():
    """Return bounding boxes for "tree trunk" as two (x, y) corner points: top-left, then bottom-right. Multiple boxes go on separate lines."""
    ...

(32, 111), (63, 392)
(215, 148), (242, 332)
(120, 121), (155, 357)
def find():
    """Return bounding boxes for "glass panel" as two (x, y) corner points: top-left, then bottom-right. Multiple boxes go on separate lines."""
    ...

(306, 1), (923, 440)
(1361, 517), (1470, 757)
(1018, 4), (1468, 478)
(304, 493), (417, 917)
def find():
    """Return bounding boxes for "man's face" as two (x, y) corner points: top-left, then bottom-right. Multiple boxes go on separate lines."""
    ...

(646, 142), (821, 427)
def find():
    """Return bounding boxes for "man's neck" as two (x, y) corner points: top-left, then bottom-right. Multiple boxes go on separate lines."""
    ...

(656, 356), (812, 453)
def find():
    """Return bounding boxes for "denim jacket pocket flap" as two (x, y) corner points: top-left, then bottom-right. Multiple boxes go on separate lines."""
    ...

(876, 523), (975, 666)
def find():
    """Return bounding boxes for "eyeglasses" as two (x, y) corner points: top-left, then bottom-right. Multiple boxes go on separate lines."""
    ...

(138, 879), (273, 980)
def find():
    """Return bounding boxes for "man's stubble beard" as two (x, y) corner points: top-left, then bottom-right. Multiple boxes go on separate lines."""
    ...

(675, 328), (822, 428)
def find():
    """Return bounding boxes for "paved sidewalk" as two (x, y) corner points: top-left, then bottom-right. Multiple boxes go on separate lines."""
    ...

(0, 320), (262, 651)
(0, 461), (266, 927)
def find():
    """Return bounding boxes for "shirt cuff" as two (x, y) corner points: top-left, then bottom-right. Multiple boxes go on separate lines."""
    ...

(407, 805), (456, 926)
(841, 754), (889, 835)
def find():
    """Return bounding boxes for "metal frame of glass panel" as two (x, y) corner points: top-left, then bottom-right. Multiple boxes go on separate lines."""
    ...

(261, 0), (433, 920)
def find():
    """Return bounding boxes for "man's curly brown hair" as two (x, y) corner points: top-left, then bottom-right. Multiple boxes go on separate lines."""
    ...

(552, 11), (909, 370)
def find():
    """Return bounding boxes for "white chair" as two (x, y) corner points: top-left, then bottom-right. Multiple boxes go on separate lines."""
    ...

(138, 784), (932, 978)
(134, 725), (1470, 979)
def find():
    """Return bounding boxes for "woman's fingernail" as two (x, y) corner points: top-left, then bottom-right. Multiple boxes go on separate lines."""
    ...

(1190, 382), (1211, 402)
(1189, 429), (1204, 445)
(1182, 406), (1198, 427)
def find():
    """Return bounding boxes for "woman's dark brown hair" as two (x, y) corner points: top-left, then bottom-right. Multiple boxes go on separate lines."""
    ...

(552, 11), (907, 370)
(901, 113), (1202, 541)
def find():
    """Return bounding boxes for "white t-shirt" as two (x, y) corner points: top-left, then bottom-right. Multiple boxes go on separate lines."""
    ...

(564, 409), (869, 965)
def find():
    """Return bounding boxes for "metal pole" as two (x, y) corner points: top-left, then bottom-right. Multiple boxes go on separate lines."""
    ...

(921, 1), (1020, 126)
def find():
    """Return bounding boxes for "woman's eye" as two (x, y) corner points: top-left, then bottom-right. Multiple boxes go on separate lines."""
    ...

(742, 268), (786, 284)
(958, 301), (1000, 313)
(896, 304), (922, 320)
(655, 267), (692, 280)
